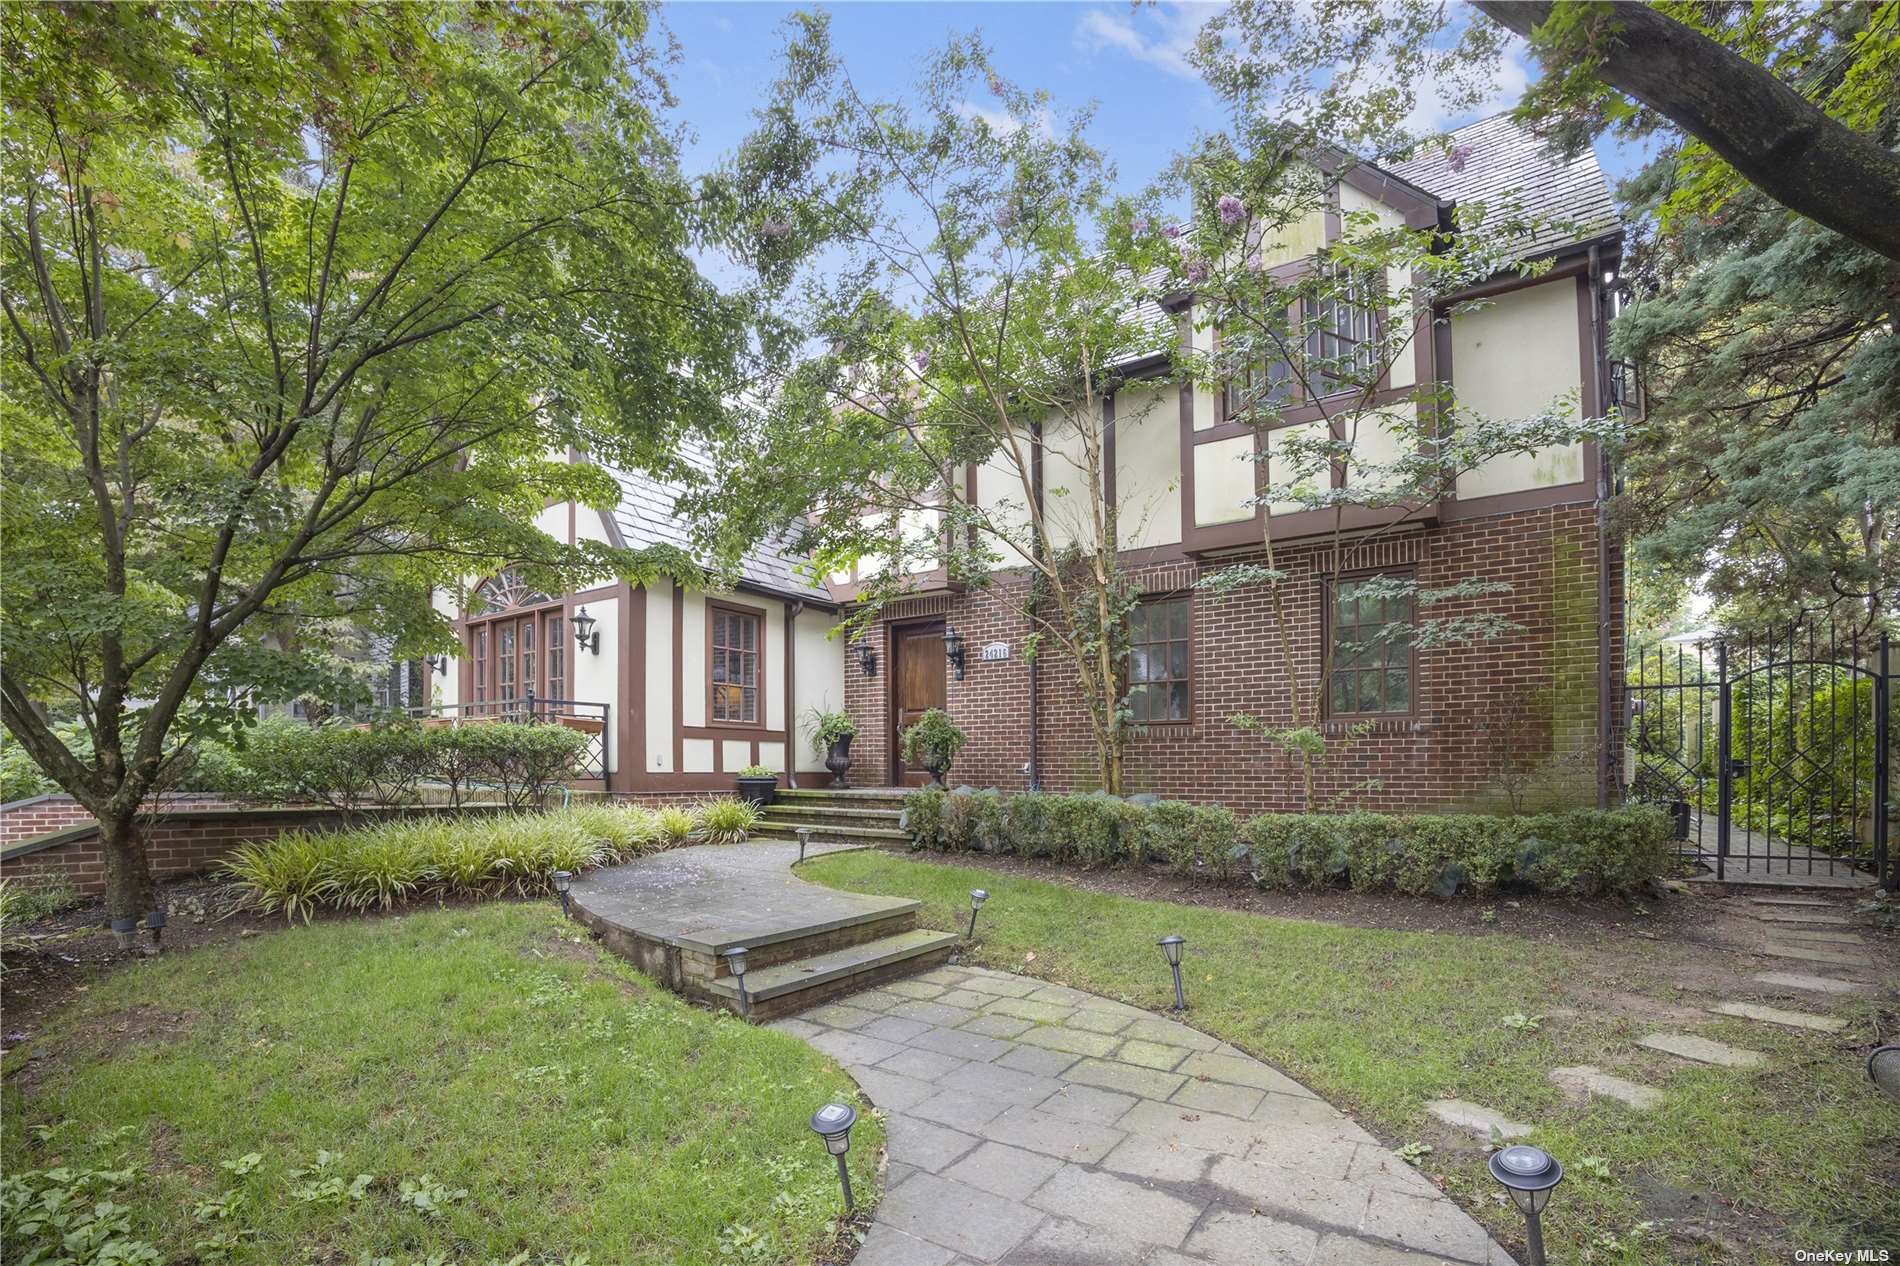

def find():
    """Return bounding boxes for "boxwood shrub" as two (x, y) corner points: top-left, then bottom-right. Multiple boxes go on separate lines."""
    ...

(902, 788), (1673, 898)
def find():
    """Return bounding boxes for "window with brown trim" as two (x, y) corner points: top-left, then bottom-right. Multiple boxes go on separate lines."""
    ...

(709, 605), (761, 724)
(1127, 597), (1191, 723)
(1327, 573), (1413, 717)
(1224, 268), (1381, 417)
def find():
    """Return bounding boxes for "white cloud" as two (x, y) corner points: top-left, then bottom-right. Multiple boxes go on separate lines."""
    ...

(954, 99), (1056, 141)
(1073, 4), (1221, 81)
(1387, 37), (1532, 135)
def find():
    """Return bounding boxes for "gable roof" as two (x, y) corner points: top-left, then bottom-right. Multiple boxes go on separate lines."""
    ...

(1386, 113), (1619, 258)
(603, 442), (831, 605)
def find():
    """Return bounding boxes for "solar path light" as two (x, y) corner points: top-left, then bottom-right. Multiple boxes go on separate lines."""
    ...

(724, 946), (751, 1018)
(1158, 934), (1187, 1011)
(796, 826), (813, 862)
(551, 869), (573, 918)
(1487, 1144), (1563, 1266)
(809, 1102), (858, 1213)
(967, 889), (989, 940)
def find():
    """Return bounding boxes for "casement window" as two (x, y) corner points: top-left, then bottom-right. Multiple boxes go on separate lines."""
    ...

(545, 615), (566, 702)
(1126, 597), (1192, 724)
(1327, 573), (1413, 717)
(709, 604), (762, 724)
(466, 568), (561, 716)
(1224, 268), (1381, 417)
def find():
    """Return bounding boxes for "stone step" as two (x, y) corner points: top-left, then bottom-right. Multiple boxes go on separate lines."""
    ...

(1752, 971), (1868, 996)
(1709, 1002), (1847, 1034)
(1424, 1099), (1532, 1140)
(1548, 1065), (1662, 1111)
(1775, 929), (1865, 946)
(706, 928), (960, 1020)
(760, 804), (906, 830)
(1753, 909), (1846, 926)
(1638, 1032), (1764, 1068)
(1750, 895), (1836, 908)
(754, 819), (912, 846)
(1763, 942), (1871, 967)
(774, 788), (912, 810)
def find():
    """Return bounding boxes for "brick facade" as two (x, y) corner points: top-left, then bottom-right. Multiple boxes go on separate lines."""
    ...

(842, 504), (1623, 816)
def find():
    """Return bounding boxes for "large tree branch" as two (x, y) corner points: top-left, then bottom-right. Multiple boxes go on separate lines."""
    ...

(1475, 1), (1900, 262)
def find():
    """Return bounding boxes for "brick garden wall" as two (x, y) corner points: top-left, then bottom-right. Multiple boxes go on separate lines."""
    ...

(843, 504), (1621, 816)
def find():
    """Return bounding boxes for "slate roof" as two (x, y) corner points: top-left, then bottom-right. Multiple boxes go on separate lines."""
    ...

(1386, 113), (1619, 259)
(603, 441), (830, 604)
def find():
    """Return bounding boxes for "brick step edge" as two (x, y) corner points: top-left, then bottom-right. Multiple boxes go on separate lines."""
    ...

(704, 928), (960, 1004)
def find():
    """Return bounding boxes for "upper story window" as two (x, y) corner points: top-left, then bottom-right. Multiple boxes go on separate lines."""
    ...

(1126, 597), (1191, 723)
(1224, 268), (1382, 419)
(1327, 573), (1413, 717)
(710, 604), (761, 724)
(474, 568), (552, 615)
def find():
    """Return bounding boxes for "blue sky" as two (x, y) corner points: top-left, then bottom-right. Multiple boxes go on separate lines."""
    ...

(655, 2), (1650, 196)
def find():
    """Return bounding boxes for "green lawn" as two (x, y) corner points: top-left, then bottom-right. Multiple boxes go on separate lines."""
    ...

(0, 902), (878, 1265)
(802, 851), (1897, 1265)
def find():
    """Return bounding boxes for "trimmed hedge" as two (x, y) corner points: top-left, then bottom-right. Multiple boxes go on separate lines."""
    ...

(901, 788), (1674, 898)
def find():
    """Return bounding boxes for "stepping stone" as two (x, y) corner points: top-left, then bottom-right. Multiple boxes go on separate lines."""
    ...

(1425, 1098), (1532, 1140)
(1710, 1002), (1847, 1033)
(1753, 909), (1845, 926)
(1548, 1065), (1662, 1111)
(1753, 971), (1868, 996)
(1764, 942), (1871, 967)
(1776, 929), (1865, 946)
(1639, 1033), (1764, 1068)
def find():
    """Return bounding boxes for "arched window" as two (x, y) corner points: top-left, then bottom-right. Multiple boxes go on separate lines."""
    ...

(465, 569), (565, 715)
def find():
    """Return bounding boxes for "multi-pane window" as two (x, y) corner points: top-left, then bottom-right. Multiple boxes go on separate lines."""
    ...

(497, 625), (517, 704)
(1303, 270), (1379, 390)
(1127, 598), (1191, 723)
(473, 628), (489, 705)
(710, 607), (761, 724)
(545, 614), (565, 703)
(1328, 575), (1413, 716)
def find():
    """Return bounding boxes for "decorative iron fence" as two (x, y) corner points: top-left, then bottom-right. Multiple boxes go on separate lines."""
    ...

(1626, 624), (1891, 887)
(407, 689), (612, 792)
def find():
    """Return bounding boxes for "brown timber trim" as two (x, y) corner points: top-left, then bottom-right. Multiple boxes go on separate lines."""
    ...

(784, 602), (800, 784)
(619, 582), (643, 787)
(671, 579), (684, 775)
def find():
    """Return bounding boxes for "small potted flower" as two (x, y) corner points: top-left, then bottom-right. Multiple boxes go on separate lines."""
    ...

(734, 764), (778, 806)
(805, 708), (860, 789)
(899, 708), (966, 787)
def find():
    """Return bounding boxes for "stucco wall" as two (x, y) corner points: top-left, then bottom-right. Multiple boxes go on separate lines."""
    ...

(1452, 278), (1587, 500)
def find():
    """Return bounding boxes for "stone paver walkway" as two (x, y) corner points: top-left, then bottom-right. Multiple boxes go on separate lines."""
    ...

(775, 967), (1517, 1266)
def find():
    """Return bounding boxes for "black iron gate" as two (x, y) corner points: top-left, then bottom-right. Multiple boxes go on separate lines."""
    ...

(1626, 625), (1891, 888)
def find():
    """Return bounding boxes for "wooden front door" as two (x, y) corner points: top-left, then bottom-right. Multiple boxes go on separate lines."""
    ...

(891, 621), (947, 786)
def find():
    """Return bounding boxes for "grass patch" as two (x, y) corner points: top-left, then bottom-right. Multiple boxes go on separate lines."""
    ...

(1, 902), (879, 1265)
(802, 851), (1896, 1265)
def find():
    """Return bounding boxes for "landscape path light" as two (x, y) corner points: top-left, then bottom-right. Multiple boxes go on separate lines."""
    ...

(724, 945), (751, 1018)
(809, 1102), (858, 1213)
(967, 889), (988, 940)
(1487, 1144), (1563, 1266)
(1159, 934), (1187, 1011)
(551, 869), (574, 918)
(796, 826), (813, 863)
(144, 908), (166, 951)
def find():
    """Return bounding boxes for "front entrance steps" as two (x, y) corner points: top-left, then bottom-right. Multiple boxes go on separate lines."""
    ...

(567, 840), (956, 1021)
(754, 786), (913, 849)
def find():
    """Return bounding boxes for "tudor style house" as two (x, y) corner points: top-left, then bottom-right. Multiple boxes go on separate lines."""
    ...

(430, 114), (1628, 816)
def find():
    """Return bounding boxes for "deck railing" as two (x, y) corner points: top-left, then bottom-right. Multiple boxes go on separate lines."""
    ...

(407, 689), (612, 792)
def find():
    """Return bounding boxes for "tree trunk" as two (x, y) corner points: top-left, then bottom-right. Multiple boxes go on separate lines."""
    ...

(99, 810), (155, 950)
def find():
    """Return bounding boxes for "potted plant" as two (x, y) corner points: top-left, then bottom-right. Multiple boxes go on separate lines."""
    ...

(900, 708), (966, 787)
(734, 764), (777, 806)
(805, 709), (859, 789)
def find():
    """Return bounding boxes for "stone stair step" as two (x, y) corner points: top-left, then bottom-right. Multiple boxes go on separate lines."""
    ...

(1424, 1099), (1533, 1140)
(762, 804), (905, 821)
(1709, 1002), (1846, 1034)
(1753, 909), (1846, 926)
(1763, 942), (1871, 967)
(775, 788), (911, 808)
(1749, 895), (1835, 908)
(707, 928), (960, 1018)
(1548, 1065), (1661, 1111)
(754, 820), (912, 845)
(1752, 971), (1868, 995)
(1774, 929), (1865, 946)
(1638, 1033), (1764, 1068)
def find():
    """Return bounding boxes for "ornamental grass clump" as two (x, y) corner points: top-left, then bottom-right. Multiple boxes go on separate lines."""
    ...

(655, 807), (697, 846)
(693, 797), (763, 845)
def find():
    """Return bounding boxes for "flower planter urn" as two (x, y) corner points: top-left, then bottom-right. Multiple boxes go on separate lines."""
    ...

(825, 734), (855, 789)
(736, 773), (778, 806)
(922, 752), (953, 787)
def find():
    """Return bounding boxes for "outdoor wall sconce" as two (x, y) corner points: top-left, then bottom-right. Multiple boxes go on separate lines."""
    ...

(724, 945), (751, 1018)
(428, 655), (449, 676)
(943, 624), (967, 680)
(809, 1102), (858, 1213)
(1159, 934), (1187, 1011)
(853, 637), (877, 677)
(967, 889), (988, 940)
(1487, 1144), (1563, 1266)
(552, 869), (573, 918)
(571, 606), (601, 655)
